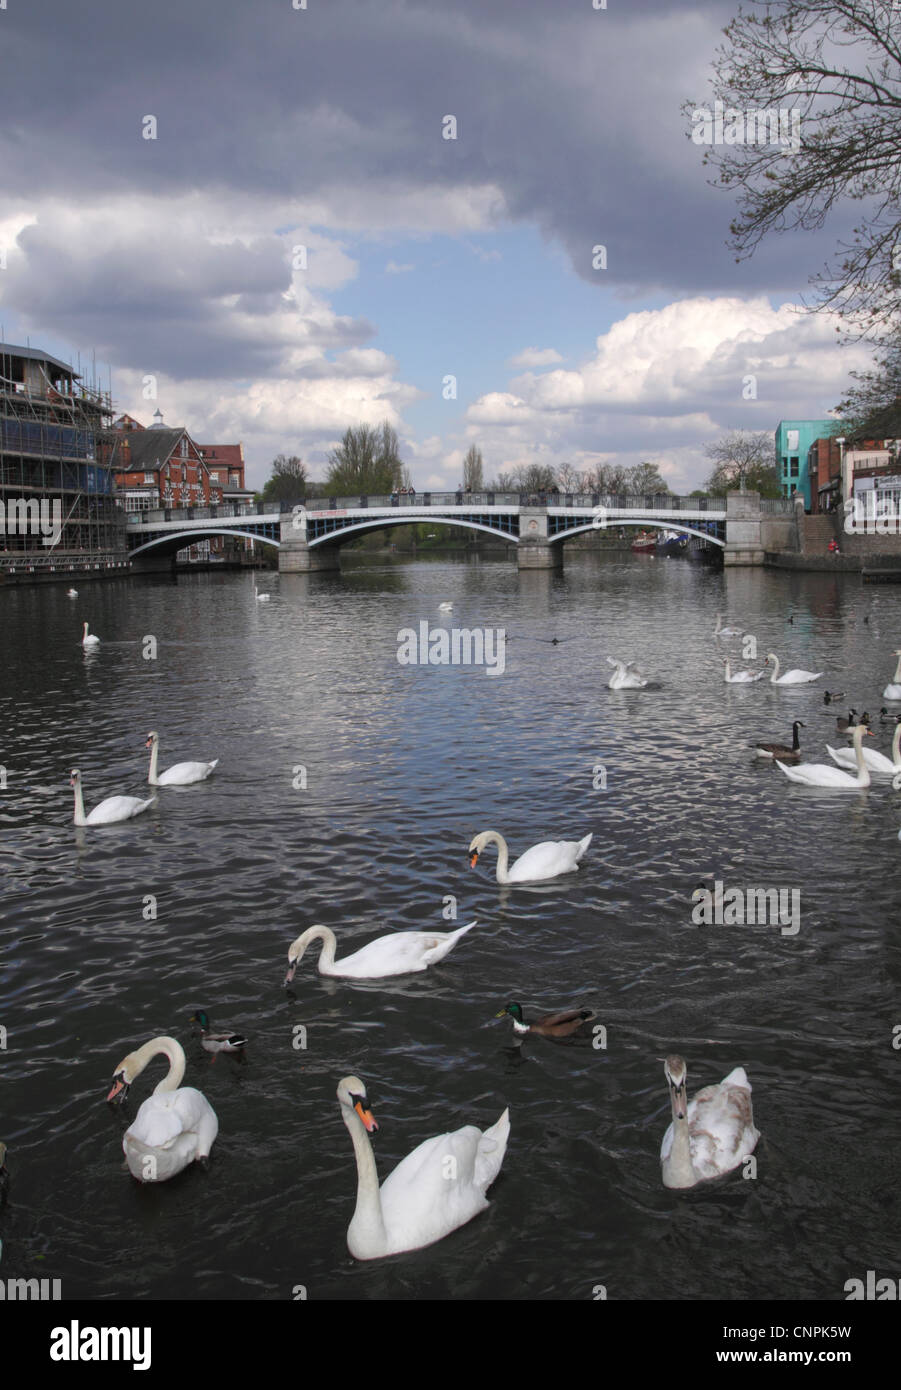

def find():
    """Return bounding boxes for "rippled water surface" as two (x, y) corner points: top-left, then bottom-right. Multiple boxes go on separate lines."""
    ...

(1, 555), (900, 1301)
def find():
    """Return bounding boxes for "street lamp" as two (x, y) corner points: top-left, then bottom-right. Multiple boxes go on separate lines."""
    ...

(836, 437), (846, 502)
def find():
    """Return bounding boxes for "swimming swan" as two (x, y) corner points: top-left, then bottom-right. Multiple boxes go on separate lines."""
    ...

(70, 769), (156, 826)
(723, 658), (764, 683)
(883, 650), (901, 700)
(107, 1036), (218, 1182)
(607, 658), (648, 689)
(146, 731), (218, 786)
(338, 1075), (509, 1259)
(776, 722), (873, 788)
(469, 829), (592, 883)
(714, 612), (743, 637)
(81, 622), (100, 648)
(660, 1055), (759, 1189)
(285, 921), (475, 982)
(765, 653), (822, 685)
(827, 722), (901, 775)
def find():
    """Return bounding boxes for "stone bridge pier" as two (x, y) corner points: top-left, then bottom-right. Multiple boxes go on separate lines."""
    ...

(279, 515), (341, 572)
(517, 507), (563, 569)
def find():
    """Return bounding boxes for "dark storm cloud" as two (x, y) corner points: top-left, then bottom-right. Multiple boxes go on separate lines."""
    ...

(0, 0), (840, 296)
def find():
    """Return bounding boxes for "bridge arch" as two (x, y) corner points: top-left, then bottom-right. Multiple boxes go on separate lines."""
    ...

(547, 519), (726, 549)
(129, 528), (280, 559)
(306, 516), (516, 548)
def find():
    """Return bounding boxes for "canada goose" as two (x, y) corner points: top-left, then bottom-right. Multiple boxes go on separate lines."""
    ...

(754, 721), (805, 761)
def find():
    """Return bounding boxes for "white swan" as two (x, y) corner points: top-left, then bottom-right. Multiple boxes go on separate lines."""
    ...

(883, 650), (901, 700)
(827, 722), (901, 775)
(70, 768), (156, 826)
(607, 658), (648, 689)
(338, 1075), (509, 1259)
(438, 602), (453, 612)
(146, 731), (218, 786)
(66, 588), (78, 598)
(285, 921), (475, 982)
(722, 658), (764, 684)
(765, 652), (822, 685)
(661, 1055), (759, 1189)
(714, 612), (743, 637)
(81, 621), (100, 648)
(107, 1036), (218, 1182)
(469, 829), (592, 883)
(253, 577), (271, 602)
(776, 722), (873, 789)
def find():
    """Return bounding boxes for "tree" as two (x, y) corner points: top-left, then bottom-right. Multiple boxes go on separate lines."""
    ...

(462, 444), (484, 490)
(694, 0), (901, 340)
(704, 430), (781, 496)
(325, 421), (404, 495)
(835, 334), (901, 441)
(261, 454), (307, 504)
(627, 461), (670, 494)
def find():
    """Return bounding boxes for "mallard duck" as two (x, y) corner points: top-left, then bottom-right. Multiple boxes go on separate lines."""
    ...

(496, 1001), (595, 1039)
(823, 691), (845, 704)
(754, 721), (805, 761)
(190, 1010), (247, 1059)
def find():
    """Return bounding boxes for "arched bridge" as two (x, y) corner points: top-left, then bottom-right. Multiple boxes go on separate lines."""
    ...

(126, 490), (794, 571)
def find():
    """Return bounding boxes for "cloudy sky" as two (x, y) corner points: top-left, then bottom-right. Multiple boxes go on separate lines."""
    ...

(0, 0), (872, 491)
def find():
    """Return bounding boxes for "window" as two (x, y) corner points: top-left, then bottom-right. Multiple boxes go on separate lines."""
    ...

(180, 437), (188, 459)
(210, 471), (220, 482)
(143, 472), (155, 484)
(790, 458), (799, 477)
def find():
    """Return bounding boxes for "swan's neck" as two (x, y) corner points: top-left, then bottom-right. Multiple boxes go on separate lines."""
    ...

(148, 740), (160, 785)
(893, 724), (901, 765)
(852, 732), (869, 781)
(307, 926), (337, 973)
(343, 1109), (386, 1254)
(134, 1037), (186, 1093)
(484, 831), (510, 883)
(768, 654), (780, 683)
(666, 1112), (696, 1187)
(894, 654), (901, 684)
(72, 780), (87, 827)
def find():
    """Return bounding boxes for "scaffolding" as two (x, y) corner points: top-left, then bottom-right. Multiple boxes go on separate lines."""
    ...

(0, 345), (128, 577)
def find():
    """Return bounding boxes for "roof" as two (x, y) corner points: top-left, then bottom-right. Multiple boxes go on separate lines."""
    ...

(114, 428), (183, 473)
(0, 343), (80, 378)
(199, 444), (244, 469)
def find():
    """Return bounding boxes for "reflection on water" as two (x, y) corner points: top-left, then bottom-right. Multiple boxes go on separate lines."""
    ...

(0, 555), (900, 1300)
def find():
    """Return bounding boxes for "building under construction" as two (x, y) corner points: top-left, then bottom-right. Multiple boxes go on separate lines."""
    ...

(0, 344), (128, 582)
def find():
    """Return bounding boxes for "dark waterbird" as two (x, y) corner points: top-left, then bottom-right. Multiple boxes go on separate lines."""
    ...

(754, 720), (805, 762)
(496, 1001), (596, 1040)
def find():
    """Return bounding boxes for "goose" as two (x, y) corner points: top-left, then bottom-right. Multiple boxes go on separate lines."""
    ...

(607, 658), (648, 689)
(438, 602), (453, 612)
(835, 709), (859, 735)
(827, 722), (901, 776)
(776, 722), (874, 789)
(285, 921), (475, 982)
(823, 691), (845, 704)
(883, 650), (901, 700)
(496, 1001), (595, 1040)
(253, 577), (271, 602)
(190, 1010), (247, 1059)
(107, 1036), (218, 1182)
(754, 720), (805, 761)
(337, 1075), (509, 1260)
(146, 731), (218, 786)
(66, 588), (78, 598)
(660, 1055), (759, 1189)
(70, 769), (156, 826)
(714, 612), (743, 637)
(469, 829), (592, 884)
(765, 652), (822, 685)
(81, 621), (100, 648)
(722, 658), (764, 684)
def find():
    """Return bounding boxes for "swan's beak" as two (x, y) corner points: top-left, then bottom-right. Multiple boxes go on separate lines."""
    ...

(107, 1076), (129, 1104)
(354, 1100), (378, 1133)
(469, 852), (479, 868)
(669, 1081), (686, 1122)
(285, 959), (298, 986)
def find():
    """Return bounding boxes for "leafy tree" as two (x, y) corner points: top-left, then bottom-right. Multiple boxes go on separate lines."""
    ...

(261, 454), (308, 504)
(325, 421), (404, 495)
(462, 444), (484, 490)
(694, 0), (901, 341)
(835, 334), (901, 441)
(627, 461), (670, 494)
(704, 430), (781, 497)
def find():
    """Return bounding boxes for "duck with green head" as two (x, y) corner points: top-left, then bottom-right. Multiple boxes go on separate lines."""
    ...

(190, 1011), (248, 1060)
(496, 1001), (595, 1040)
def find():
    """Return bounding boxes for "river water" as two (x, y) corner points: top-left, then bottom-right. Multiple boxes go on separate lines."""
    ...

(1, 553), (899, 1301)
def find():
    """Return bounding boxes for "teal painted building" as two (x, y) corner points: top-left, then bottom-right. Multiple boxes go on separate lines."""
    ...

(775, 419), (837, 508)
